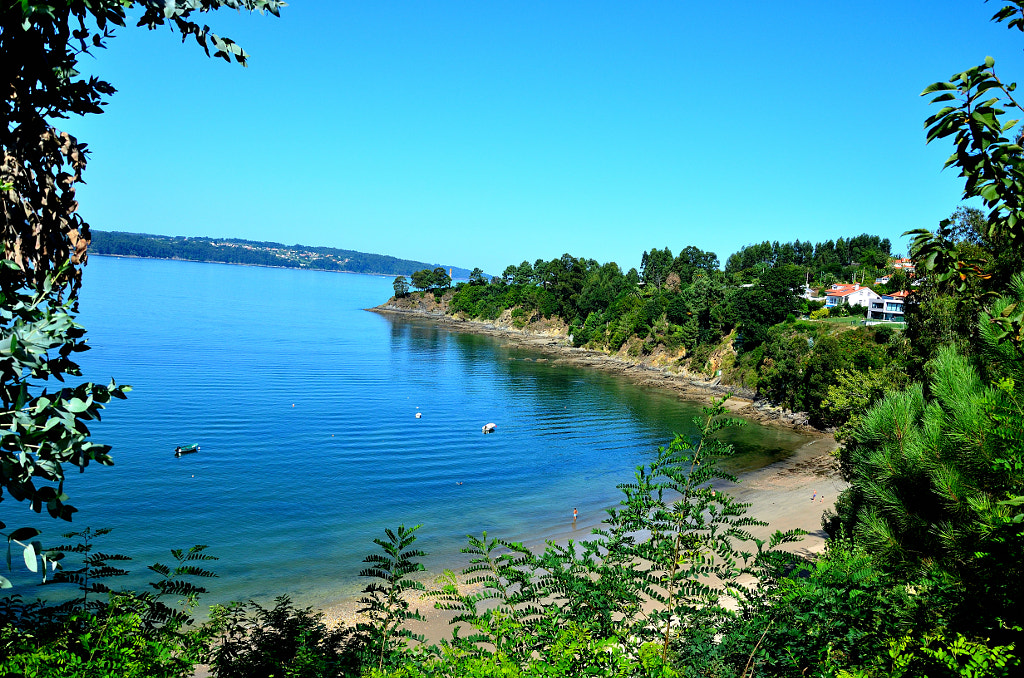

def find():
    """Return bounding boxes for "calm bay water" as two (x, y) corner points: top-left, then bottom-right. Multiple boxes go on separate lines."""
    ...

(8, 257), (812, 609)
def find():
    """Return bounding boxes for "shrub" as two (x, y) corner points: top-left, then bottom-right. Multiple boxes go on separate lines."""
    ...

(873, 324), (895, 344)
(687, 343), (715, 375)
(810, 307), (830, 320)
(0, 536), (219, 678)
(208, 597), (358, 678)
(829, 304), (850, 318)
(1, 598), (213, 678)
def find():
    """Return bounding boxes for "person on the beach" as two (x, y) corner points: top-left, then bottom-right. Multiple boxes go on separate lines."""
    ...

(573, 507), (578, 522)
(812, 490), (817, 501)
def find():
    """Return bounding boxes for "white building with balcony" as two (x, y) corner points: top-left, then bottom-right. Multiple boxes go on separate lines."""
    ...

(868, 290), (910, 322)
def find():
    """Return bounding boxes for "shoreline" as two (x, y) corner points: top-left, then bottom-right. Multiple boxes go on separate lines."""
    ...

(370, 304), (822, 436)
(316, 434), (845, 641)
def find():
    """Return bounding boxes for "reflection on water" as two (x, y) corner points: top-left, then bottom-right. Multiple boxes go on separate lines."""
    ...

(386, 315), (810, 477)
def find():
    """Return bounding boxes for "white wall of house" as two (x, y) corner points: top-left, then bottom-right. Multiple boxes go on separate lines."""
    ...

(826, 286), (881, 308)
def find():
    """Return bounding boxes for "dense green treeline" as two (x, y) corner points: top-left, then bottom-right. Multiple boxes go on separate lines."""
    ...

(724, 234), (892, 280)
(90, 231), (474, 278)
(403, 236), (908, 430)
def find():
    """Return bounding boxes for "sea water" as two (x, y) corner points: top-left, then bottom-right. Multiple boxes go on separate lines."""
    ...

(3, 256), (813, 608)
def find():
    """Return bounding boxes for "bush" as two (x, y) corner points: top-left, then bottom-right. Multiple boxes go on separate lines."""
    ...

(0, 598), (213, 678)
(688, 343), (715, 374)
(793, 320), (818, 332)
(536, 290), (558, 317)
(828, 304), (850, 318)
(873, 324), (895, 344)
(708, 538), (920, 677)
(208, 597), (358, 678)
(511, 305), (533, 329)
(0, 537), (220, 678)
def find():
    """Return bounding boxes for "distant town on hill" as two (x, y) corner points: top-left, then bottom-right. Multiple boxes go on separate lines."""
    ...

(89, 231), (474, 278)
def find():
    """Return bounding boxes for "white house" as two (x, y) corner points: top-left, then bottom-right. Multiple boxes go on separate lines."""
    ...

(824, 283), (881, 309)
(868, 290), (910, 322)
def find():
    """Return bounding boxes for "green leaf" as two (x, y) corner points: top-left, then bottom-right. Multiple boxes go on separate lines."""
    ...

(922, 81), (957, 95)
(23, 541), (38, 572)
(7, 527), (41, 542)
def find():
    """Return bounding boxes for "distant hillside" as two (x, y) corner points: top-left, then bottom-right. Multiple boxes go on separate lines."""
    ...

(89, 231), (474, 278)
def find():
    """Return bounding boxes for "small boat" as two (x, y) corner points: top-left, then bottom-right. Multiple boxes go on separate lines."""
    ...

(482, 423), (497, 434)
(174, 443), (200, 458)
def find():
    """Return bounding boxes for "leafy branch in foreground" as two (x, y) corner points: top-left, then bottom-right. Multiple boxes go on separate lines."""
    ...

(619, 400), (805, 661)
(0, 532), (219, 678)
(2, 0), (285, 540)
(909, 1), (1024, 351)
(47, 527), (130, 612)
(357, 524), (428, 672)
(429, 532), (542, 657)
(0, 264), (131, 525)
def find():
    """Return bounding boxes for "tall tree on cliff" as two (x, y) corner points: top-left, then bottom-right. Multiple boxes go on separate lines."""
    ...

(640, 246), (673, 290)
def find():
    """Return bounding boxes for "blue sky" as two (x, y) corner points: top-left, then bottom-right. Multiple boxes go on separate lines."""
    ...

(67, 1), (1024, 274)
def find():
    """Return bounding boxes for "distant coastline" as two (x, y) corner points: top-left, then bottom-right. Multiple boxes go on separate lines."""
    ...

(91, 253), (406, 278)
(88, 230), (475, 279)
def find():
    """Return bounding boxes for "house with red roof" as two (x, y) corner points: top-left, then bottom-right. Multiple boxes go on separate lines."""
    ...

(891, 258), (916, 274)
(824, 283), (882, 309)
